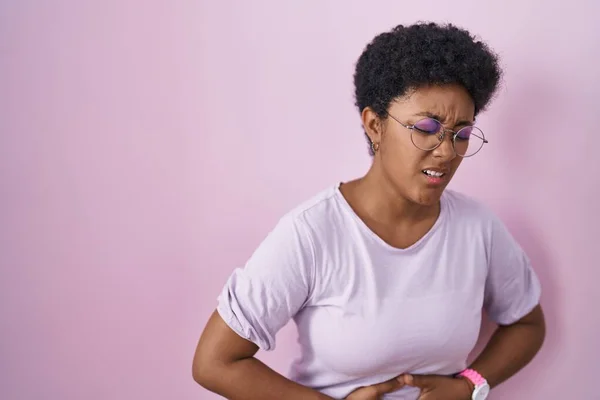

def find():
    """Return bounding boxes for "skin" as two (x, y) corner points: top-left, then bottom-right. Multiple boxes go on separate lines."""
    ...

(192, 83), (546, 400)
(340, 83), (472, 249)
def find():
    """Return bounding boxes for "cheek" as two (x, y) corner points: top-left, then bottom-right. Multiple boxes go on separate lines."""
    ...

(382, 137), (423, 175)
(450, 157), (463, 172)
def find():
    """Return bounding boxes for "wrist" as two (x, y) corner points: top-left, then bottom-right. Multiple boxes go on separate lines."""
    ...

(456, 368), (490, 400)
(456, 375), (475, 399)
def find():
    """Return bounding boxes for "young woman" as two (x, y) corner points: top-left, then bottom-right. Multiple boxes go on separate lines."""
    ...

(193, 22), (545, 400)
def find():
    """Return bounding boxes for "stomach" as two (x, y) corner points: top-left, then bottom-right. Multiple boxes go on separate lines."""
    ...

(296, 289), (482, 377)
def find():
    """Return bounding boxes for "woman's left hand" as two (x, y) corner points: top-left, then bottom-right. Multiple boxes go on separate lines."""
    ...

(400, 374), (473, 400)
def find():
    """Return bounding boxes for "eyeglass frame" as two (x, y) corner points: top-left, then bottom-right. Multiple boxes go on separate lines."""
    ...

(385, 113), (489, 158)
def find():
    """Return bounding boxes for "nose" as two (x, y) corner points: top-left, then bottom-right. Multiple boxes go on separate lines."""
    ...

(432, 131), (457, 160)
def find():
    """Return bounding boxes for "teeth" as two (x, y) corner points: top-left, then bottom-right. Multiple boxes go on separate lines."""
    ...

(423, 169), (444, 177)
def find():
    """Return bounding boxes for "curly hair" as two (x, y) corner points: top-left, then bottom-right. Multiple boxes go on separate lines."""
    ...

(353, 22), (502, 155)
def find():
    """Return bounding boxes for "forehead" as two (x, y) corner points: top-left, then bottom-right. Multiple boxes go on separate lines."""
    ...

(390, 84), (475, 121)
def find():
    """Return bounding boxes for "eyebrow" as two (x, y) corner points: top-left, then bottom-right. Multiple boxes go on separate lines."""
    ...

(415, 111), (475, 127)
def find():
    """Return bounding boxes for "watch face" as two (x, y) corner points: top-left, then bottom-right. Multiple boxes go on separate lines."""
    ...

(473, 384), (490, 400)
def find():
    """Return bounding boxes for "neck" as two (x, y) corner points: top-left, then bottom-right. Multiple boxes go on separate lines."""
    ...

(351, 167), (440, 225)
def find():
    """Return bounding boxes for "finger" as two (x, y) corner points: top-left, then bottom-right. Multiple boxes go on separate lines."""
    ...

(417, 392), (430, 400)
(401, 374), (431, 389)
(371, 376), (405, 395)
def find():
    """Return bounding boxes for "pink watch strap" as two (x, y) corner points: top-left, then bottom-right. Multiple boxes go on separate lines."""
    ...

(458, 368), (486, 386)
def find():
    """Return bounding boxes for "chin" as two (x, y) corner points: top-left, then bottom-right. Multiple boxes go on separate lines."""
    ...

(411, 187), (446, 207)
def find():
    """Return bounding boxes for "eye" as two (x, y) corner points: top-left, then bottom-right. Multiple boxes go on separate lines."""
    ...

(456, 126), (473, 140)
(413, 118), (442, 134)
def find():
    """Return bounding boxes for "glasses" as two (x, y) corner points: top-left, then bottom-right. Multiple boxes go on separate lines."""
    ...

(387, 114), (488, 157)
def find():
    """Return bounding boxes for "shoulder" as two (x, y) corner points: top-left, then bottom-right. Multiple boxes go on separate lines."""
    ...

(264, 184), (350, 260)
(442, 190), (517, 257)
(252, 185), (343, 274)
(443, 189), (500, 226)
(278, 184), (346, 231)
(244, 188), (341, 274)
(259, 184), (341, 243)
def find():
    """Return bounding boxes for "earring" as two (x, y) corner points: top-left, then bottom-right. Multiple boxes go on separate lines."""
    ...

(371, 142), (380, 153)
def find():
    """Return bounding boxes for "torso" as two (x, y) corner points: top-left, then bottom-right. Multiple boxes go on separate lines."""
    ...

(286, 184), (490, 399)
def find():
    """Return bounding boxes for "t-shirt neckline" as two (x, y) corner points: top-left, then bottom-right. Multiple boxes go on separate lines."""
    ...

(333, 182), (447, 253)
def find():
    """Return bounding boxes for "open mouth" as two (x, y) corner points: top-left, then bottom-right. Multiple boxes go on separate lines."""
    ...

(422, 169), (446, 178)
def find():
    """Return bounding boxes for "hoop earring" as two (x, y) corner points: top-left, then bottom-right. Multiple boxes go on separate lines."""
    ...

(371, 142), (380, 153)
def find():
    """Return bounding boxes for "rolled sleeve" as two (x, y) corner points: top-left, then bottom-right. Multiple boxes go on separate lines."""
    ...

(484, 216), (542, 325)
(216, 215), (315, 351)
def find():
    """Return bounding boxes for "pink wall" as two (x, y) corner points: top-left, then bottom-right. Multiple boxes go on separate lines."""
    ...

(1, 1), (597, 399)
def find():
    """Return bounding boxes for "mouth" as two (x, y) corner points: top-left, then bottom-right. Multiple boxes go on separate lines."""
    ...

(421, 169), (448, 186)
(422, 169), (446, 178)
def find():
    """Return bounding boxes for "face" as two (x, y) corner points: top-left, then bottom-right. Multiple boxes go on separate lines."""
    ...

(364, 84), (476, 206)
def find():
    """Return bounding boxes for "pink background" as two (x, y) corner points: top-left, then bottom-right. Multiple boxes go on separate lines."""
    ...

(1, 1), (598, 399)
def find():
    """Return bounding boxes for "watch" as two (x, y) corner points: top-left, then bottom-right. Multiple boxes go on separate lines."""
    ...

(458, 369), (490, 400)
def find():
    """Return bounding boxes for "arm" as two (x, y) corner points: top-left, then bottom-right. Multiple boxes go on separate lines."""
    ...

(191, 216), (330, 399)
(192, 310), (333, 400)
(466, 304), (546, 390)
(192, 212), (406, 400)
(400, 303), (545, 399)
(464, 212), (545, 391)
(403, 213), (545, 398)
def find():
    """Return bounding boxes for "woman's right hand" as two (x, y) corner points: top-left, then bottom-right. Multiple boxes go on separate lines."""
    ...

(344, 376), (405, 400)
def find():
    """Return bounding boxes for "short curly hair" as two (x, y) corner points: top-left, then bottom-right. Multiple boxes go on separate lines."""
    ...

(353, 22), (502, 155)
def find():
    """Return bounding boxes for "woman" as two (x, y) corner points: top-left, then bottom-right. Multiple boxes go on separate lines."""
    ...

(192, 22), (545, 400)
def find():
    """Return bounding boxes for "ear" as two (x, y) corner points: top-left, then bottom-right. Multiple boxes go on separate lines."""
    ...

(361, 107), (385, 146)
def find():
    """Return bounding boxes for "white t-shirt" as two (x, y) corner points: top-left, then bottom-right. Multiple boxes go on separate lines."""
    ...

(217, 184), (541, 399)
